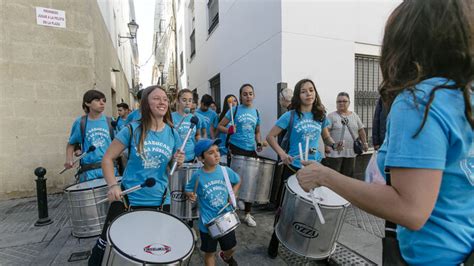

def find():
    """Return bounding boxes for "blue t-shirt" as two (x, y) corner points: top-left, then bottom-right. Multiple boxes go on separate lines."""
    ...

(116, 122), (182, 206)
(213, 116), (229, 155)
(185, 166), (240, 233)
(377, 77), (474, 265)
(116, 116), (126, 132)
(225, 105), (261, 151)
(68, 115), (112, 181)
(195, 109), (218, 138)
(171, 112), (201, 162)
(276, 111), (329, 168)
(125, 109), (141, 125)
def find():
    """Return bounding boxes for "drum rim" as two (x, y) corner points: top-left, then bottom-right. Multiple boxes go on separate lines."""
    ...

(64, 178), (107, 192)
(107, 209), (195, 264)
(206, 210), (237, 227)
(230, 154), (276, 164)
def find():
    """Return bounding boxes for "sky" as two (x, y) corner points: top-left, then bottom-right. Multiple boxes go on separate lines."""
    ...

(134, 0), (156, 87)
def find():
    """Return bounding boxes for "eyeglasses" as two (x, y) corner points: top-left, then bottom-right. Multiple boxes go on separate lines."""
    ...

(337, 100), (349, 103)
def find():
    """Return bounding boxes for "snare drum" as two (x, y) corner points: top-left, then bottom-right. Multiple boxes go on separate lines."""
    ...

(170, 163), (201, 220)
(230, 155), (276, 203)
(275, 175), (350, 259)
(206, 210), (240, 239)
(103, 210), (195, 265)
(64, 177), (122, 238)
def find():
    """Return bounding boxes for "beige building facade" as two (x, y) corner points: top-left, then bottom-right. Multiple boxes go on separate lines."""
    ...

(0, 0), (139, 198)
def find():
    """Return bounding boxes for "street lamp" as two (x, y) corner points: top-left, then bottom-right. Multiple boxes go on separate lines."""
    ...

(118, 20), (139, 46)
(158, 62), (165, 85)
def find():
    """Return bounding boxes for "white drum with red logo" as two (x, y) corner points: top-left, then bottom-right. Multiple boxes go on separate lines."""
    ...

(275, 175), (350, 259)
(102, 210), (195, 265)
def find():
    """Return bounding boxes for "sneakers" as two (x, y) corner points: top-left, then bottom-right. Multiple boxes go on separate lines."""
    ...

(237, 200), (245, 210)
(219, 251), (238, 266)
(243, 213), (257, 227)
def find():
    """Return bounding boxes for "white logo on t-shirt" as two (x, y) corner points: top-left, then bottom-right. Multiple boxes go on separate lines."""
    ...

(460, 142), (474, 186)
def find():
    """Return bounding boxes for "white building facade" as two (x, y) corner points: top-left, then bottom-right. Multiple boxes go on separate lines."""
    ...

(167, 0), (401, 158)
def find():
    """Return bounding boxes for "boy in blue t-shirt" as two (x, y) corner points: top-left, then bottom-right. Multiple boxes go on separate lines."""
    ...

(195, 94), (218, 138)
(64, 90), (116, 182)
(185, 139), (240, 266)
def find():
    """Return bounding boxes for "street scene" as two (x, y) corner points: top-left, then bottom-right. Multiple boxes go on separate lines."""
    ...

(1, 0), (473, 265)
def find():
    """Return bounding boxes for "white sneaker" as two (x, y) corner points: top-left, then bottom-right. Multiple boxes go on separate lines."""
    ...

(237, 200), (245, 210)
(244, 213), (257, 227)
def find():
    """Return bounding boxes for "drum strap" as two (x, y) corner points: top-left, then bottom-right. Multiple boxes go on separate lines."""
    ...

(220, 166), (237, 208)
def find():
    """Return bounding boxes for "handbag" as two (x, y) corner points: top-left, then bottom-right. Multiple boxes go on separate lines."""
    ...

(340, 115), (364, 155)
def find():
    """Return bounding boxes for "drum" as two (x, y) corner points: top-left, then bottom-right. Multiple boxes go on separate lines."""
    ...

(170, 163), (201, 220)
(230, 155), (276, 203)
(103, 210), (195, 265)
(64, 177), (122, 238)
(275, 175), (350, 259)
(206, 210), (240, 239)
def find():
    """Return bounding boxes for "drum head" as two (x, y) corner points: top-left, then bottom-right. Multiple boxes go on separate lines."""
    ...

(287, 175), (348, 206)
(180, 162), (202, 170)
(108, 210), (194, 264)
(64, 176), (122, 192)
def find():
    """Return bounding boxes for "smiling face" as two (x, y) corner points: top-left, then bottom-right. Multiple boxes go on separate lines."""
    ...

(148, 88), (169, 118)
(299, 82), (316, 107)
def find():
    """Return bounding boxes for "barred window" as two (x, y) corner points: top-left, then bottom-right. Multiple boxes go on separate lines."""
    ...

(354, 54), (383, 147)
(190, 29), (196, 58)
(208, 0), (219, 34)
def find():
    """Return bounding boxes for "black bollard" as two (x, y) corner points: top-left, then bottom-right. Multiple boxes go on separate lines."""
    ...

(34, 167), (53, 226)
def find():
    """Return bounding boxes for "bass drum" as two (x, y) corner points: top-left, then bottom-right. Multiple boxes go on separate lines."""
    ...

(230, 155), (276, 203)
(275, 175), (350, 259)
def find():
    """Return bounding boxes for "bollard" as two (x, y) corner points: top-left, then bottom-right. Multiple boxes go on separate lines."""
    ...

(34, 167), (53, 226)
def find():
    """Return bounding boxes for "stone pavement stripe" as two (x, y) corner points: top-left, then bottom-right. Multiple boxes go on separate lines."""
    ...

(37, 227), (72, 265)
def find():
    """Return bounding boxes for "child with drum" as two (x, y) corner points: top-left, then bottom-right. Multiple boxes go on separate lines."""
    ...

(185, 138), (240, 266)
(218, 84), (262, 227)
(265, 79), (342, 258)
(88, 85), (185, 265)
(172, 89), (203, 163)
(64, 89), (117, 182)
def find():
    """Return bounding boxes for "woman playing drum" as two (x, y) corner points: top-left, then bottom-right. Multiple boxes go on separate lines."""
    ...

(88, 85), (185, 265)
(265, 79), (341, 258)
(218, 84), (262, 227)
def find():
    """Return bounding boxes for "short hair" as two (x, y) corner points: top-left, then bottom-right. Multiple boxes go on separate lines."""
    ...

(137, 89), (143, 101)
(82, 89), (106, 113)
(279, 88), (293, 101)
(117, 103), (129, 109)
(337, 92), (350, 99)
(200, 94), (214, 107)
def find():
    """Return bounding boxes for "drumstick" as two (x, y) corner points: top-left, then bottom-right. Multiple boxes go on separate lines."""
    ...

(304, 135), (310, 161)
(277, 155), (298, 165)
(298, 142), (304, 165)
(228, 98), (235, 126)
(97, 178), (156, 204)
(217, 202), (231, 215)
(309, 189), (325, 224)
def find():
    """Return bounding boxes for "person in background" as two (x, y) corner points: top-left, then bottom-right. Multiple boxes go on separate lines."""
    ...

(116, 103), (130, 132)
(324, 92), (368, 178)
(297, 0), (474, 264)
(125, 89), (143, 125)
(209, 101), (218, 113)
(196, 94), (218, 138)
(279, 87), (293, 114)
(372, 97), (387, 150)
(211, 94), (239, 156)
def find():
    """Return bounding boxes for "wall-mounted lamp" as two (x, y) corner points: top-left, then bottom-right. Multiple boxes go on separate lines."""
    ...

(118, 20), (139, 46)
(158, 62), (165, 85)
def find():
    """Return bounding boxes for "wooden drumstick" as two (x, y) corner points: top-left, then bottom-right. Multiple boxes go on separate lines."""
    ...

(304, 135), (310, 161)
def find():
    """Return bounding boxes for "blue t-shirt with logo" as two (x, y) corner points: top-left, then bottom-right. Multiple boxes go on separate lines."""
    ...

(225, 105), (260, 151)
(185, 166), (240, 233)
(172, 112), (202, 162)
(116, 117), (126, 132)
(195, 109), (218, 138)
(376, 77), (474, 265)
(213, 115), (229, 155)
(116, 122), (181, 206)
(276, 111), (329, 168)
(68, 115), (113, 181)
(125, 109), (141, 125)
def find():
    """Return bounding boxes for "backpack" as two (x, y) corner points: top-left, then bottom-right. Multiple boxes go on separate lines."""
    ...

(279, 110), (295, 153)
(80, 115), (115, 148)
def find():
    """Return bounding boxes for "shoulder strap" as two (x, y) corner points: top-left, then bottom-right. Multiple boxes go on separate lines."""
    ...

(338, 113), (357, 141)
(233, 105), (239, 121)
(127, 124), (133, 158)
(106, 116), (115, 140)
(220, 166), (237, 208)
(80, 115), (87, 148)
(288, 110), (295, 139)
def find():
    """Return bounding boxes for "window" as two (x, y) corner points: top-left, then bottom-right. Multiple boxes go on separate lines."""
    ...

(190, 29), (196, 58)
(207, 0), (219, 34)
(354, 54), (383, 147)
(180, 52), (184, 73)
(209, 74), (221, 113)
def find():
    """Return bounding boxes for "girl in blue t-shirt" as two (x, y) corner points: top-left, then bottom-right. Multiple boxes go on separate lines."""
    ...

(88, 85), (185, 265)
(297, 1), (474, 265)
(172, 89), (202, 162)
(265, 78), (341, 258)
(211, 94), (239, 158)
(218, 84), (263, 227)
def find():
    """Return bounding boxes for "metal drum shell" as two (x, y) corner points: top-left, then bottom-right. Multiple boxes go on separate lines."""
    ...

(170, 163), (201, 220)
(206, 210), (240, 239)
(102, 210), (195, 266)
(230, 155), (276, 203)
(275, 175), (350, 260)
(64, 177), (122, 238)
